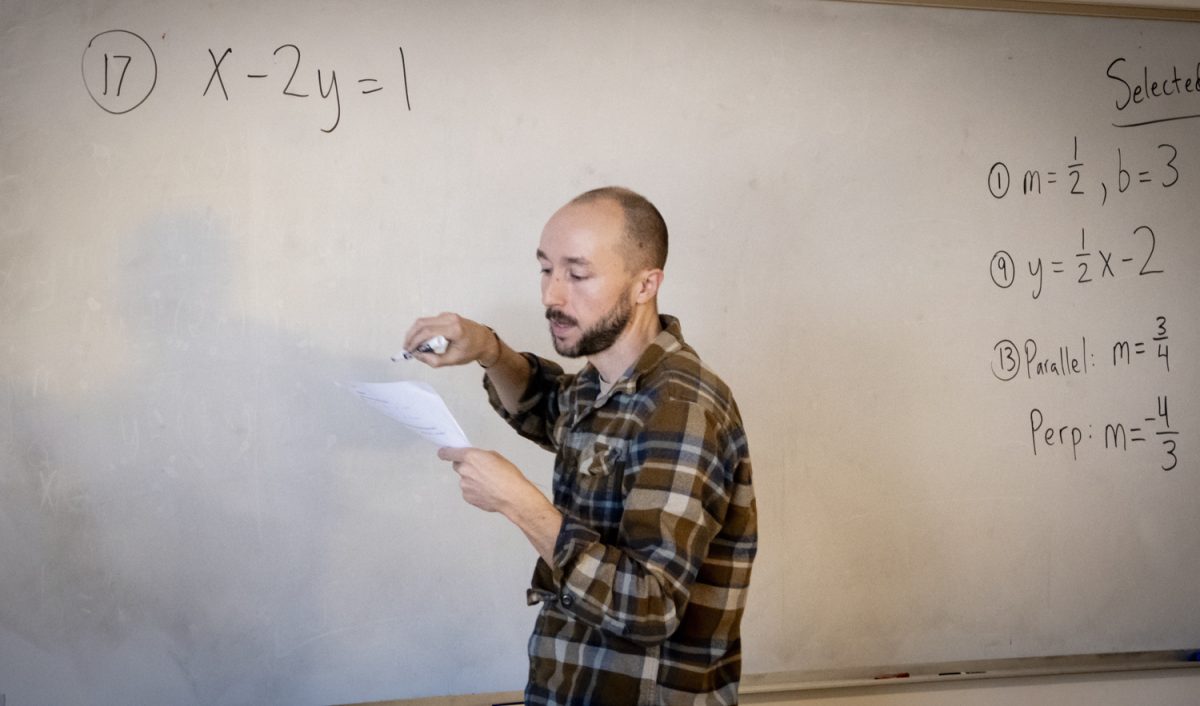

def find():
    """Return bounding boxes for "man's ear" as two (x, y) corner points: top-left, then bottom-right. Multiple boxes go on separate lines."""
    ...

(633, 269), (664, 304)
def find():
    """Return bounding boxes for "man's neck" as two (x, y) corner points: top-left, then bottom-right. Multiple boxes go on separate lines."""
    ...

(588, 307), (662, 388)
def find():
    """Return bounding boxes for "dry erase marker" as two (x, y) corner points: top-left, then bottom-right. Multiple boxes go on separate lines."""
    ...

(392, 335), (449, 361)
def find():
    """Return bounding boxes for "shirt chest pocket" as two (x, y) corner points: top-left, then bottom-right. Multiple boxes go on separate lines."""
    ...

(574, 434), (629, 479)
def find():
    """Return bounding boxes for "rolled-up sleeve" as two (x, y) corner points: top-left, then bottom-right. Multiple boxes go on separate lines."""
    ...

(483, 353), (568, 452)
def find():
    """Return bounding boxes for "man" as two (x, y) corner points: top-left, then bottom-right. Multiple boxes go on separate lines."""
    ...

(404, 187), (756, 705)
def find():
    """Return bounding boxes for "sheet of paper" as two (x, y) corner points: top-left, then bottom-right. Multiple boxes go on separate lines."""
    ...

(350, 381), (471, 448)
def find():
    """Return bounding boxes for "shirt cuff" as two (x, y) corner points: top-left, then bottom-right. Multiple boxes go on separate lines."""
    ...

(526, 515), (602, 608)
(550, 516), (603, 605)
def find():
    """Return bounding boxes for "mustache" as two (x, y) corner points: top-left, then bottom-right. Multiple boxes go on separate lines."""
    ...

(545, 308), (577, 327)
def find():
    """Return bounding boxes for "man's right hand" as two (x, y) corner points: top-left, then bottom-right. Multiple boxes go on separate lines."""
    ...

(404, 312), (501, 368)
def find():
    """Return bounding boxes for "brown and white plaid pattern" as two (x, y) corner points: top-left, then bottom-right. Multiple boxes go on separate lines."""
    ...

(485, 316), (757, 705)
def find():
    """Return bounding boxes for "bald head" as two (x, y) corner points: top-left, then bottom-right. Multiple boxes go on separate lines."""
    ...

(569, 186), (668, 273)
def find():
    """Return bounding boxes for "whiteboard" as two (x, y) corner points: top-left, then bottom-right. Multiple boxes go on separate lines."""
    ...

(2, 1), (1198, 703)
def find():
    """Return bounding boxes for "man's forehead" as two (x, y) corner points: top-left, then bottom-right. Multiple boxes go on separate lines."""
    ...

(538, 199), (624, 262)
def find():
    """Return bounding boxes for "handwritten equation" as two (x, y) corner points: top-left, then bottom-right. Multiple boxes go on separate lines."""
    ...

(987, 137), (1180, 206)
(988, 226), (1163, 300)
(1030, 395), (1178, 471)
(82, 29), (412, 133)
(991, 316), (1170, 382)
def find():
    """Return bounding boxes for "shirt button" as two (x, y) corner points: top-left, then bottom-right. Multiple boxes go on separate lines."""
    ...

(560, 591), (574, 607)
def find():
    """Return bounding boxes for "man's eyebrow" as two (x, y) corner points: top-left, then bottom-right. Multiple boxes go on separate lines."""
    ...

(535, 249), (591, 266)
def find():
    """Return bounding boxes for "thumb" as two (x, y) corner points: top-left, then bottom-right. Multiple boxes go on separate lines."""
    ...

(437, 446), (469, 462)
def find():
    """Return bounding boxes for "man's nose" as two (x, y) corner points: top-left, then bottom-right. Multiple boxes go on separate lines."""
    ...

(542, 273), (566, 308)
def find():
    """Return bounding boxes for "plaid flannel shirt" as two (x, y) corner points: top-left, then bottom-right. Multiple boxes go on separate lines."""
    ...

(484, 316), (757, 705)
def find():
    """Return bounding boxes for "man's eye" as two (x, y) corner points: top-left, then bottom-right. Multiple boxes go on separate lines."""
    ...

(569, 272), (588, 281)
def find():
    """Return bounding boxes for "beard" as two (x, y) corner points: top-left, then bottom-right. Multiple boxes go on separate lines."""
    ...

(546, 296), (633, 358)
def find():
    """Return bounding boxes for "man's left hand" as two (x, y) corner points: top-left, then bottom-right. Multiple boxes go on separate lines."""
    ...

(437, 446), (563, 562)
(437, 446), (534, 515)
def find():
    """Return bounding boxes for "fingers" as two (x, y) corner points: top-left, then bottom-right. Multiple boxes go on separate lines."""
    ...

(403, 312), (476, 367)
(438, 447), (504, 480)
(435, 448), (528, 515)
(439, 447), (468, 478)
(404, 313), (457, 355)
